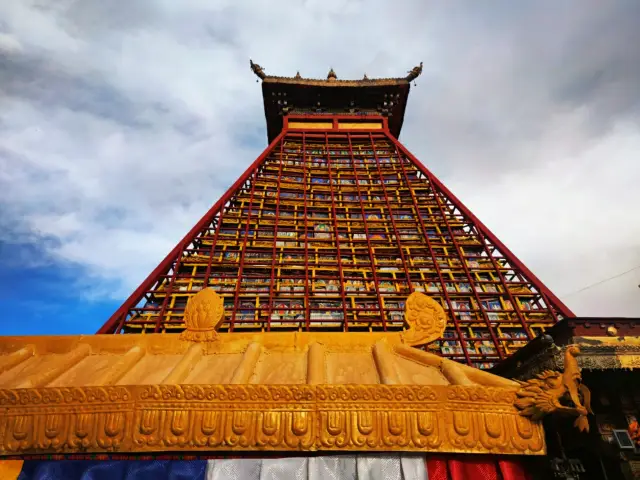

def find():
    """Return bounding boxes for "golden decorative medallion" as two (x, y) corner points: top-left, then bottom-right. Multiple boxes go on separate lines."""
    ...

(180, 289), (224, 342)
(401, 292), (447, 346)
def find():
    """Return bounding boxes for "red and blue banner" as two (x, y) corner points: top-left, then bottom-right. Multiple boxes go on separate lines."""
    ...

(3, 455), (533, 480)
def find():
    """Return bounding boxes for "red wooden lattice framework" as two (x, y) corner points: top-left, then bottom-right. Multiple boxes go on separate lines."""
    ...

(99, 115), (573, 369)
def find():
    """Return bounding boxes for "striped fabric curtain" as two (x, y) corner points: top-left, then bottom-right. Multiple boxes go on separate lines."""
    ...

(7, 454), (532, 480)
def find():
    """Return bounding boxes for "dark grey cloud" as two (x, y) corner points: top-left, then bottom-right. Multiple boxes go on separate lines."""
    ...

(0, 54), (149, 128)
(403, 1), (640, 179)
(547, 4), (640, 124)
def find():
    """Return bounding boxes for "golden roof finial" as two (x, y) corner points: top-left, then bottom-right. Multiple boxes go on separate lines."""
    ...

(406, 61), (423, 82)
(180, 288), (225, 342)
(327, 68), (337, 81)
(401, 291), (447, 346)
(249, 59), (266, 80)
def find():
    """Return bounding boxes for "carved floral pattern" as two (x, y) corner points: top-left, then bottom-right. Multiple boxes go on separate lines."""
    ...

(0, 387), (133, 453)
(0, 384), (544, 455)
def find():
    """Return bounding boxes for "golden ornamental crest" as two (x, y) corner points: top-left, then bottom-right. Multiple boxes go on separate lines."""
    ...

(401, 291), (447, 346)
(180, 288), (225, 342)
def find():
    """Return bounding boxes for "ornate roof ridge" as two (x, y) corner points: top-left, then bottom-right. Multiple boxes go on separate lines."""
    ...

(249, 60), (423, 85)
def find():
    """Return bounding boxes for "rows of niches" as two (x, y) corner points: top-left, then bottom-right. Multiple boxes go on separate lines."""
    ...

(121, 132), (563, 369)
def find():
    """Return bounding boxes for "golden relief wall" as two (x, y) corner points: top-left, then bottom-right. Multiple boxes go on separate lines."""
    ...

(0, 291), (553, 456)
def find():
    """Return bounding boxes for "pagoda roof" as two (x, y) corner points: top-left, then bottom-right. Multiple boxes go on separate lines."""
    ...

(250, 60), (423, 142)
(0, 291), (547, 458)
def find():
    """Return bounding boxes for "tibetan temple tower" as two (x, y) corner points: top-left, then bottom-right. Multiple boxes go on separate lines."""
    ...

(1, 62), (639, 480)
(100, 60), (572, 369)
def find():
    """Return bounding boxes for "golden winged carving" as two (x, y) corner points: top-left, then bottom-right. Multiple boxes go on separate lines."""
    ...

(180, 288), (225, 342)
(401, 291), (447, 346)
(515, 345), (593, 432)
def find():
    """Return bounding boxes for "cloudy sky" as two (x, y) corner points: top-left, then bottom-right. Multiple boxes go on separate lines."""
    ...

(1, 1), (639, 335)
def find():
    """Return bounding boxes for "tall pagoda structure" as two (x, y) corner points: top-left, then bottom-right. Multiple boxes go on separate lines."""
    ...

(3, 62), (638, 480)
(100, 60), (572, 370)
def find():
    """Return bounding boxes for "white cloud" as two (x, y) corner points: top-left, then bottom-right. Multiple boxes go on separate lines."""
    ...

(445, 115), (640, 316)
(0, 1), (639, 318)
(0, 33), (22, 54)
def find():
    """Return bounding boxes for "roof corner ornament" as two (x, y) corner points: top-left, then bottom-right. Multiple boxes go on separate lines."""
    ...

(515, 345), (593, 432)
(406, 61), (423, 82)
(362, 73), (369, 81)
(327, 68), (337, 81)
(249, 59), (266, 81)
(401, 291), (447, 346)
(294, 71), (302, 80)
(180, 288), (225, 342)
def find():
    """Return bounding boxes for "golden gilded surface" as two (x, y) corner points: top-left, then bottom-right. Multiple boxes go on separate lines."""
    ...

(402, 292), (447, 346)
(579, 335), (640, 368)
(180, 289), (224, 342)
(515, 346), (593, 432)
(287, 121), (385, 131)
(264, 77), (408, 87)
(0, 384), (544, 455)
(0, 460), (22, 480)
(0, 291), (546, 456)
(288, 122), (333, 130)
(338, 122), (383, 130)
(506, 337), (640, 379)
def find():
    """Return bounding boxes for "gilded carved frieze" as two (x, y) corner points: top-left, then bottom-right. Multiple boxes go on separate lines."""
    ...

(0, 387), (133, 453)
(0, 384), (545, 456)
(0, 290), (548, 457)
(315, 385), (543, 454)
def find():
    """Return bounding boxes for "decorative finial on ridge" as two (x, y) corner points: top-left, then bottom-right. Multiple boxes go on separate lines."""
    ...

(406, 61), (423, 82)
(327, 68), (337, 81)
(294, 71), (302, 79)
(180, 288), (225, 342)
(401, 291), (447, 346)
(363, 73), (369, 81)
(249, 59), (266, 80)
